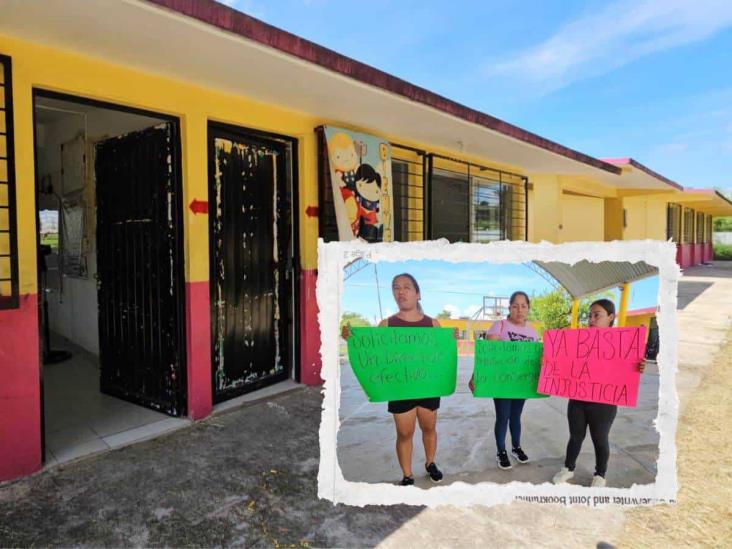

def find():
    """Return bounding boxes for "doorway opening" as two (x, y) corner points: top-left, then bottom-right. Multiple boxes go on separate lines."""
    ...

(34, 91), (188, 466)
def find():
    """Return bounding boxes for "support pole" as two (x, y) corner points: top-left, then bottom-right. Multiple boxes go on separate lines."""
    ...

(618, 282), (630, 327)
(570, 298), (580, 328)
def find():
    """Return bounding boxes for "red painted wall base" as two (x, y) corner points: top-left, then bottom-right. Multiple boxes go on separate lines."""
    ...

(185, 281), (212, 420)
(299, 270), (323, 385)
(676, 243), (694, 268)
(0, 294), (41, 482)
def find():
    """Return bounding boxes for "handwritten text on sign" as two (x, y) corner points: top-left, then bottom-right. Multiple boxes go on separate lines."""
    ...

(538, 327), (646, 407)
(473, 340), (548, 399)
(346, 327), (458, 402)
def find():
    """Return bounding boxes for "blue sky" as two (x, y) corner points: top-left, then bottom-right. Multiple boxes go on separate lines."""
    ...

(342, 260), (658, 324)
(223, 0), (732, 191)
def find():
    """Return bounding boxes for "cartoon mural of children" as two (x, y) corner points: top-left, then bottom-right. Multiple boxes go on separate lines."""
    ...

(328, 132), (361, 236)
(354, 163), (383, 242)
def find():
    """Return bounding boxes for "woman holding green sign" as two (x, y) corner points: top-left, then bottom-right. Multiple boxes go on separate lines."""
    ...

(342, 273), (452, 486)
(469, 291), (538, 470)
(552, 299), (646, 488)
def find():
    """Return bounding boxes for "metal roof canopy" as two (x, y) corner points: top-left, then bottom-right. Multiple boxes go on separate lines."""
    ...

(532, 260), (658, 300)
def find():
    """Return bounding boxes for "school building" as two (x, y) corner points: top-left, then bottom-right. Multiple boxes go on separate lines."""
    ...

(2, 0), (731, 483)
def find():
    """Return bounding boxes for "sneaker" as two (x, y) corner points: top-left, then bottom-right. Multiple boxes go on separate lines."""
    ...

(496, 450), (513, 470)
(552, 467), (574, 484)
(425, 462), (443, 483)
(511, 446), (530, 464)
(591, 474), (606, 488)
(400, 475), (415, 486)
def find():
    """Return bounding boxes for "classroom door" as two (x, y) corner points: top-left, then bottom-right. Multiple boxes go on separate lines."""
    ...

(208, 125), (291, 403)
(95, 123), (187, 416)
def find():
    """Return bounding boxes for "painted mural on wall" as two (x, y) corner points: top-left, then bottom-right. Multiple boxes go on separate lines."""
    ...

(324, 126), (394, 242)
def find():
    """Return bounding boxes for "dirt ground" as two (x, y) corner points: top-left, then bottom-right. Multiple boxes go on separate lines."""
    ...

(617, 329), (732, 547)
(1, 263), (730, 547)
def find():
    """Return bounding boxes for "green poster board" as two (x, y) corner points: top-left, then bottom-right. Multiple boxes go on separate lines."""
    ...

(473, 340), (548, 399)
(346, 327), (458, 402)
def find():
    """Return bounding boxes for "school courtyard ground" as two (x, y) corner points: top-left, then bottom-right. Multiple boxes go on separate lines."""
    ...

(1, 263), (731, 547)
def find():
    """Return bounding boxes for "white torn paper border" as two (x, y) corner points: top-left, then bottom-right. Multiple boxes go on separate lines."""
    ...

(316, 239), (679, 507)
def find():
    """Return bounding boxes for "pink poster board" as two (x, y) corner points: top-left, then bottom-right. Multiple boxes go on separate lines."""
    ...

(538, 327), (646, 407)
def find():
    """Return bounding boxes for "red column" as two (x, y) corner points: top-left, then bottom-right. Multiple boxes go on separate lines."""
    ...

(299, 269), (323, 385)
(681, 244), (693, 268)
(0, 294), (42, 482)
(185, 281), (213, 419)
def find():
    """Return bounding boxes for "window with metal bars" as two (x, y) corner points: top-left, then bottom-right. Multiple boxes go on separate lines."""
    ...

(391, 146), (425, 241)
(666, 203), (681, 242)
(316, 128), (527, 243)
(706, 215), (712, 244)
(683, 207), (695, 244)
(0, 55), (19, 310)
(696, 211), (705, 243)
(428, 155), (527, 242)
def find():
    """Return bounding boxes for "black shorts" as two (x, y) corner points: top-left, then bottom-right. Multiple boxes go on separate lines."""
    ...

(387, 397), (441, 415)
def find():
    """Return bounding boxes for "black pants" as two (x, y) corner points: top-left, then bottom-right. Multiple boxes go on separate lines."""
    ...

(564, 399), (617, 477)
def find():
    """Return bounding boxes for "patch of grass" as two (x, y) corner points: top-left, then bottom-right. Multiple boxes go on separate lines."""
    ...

(40, 233), (59, 249)
(713, 242), (732, 260)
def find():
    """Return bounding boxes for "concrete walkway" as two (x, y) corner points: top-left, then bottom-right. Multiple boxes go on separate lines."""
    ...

(338, 357), (658, 488)
(1, 262), (730, 547)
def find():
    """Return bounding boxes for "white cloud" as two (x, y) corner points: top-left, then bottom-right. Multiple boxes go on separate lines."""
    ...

(490, 0), (732, 94)
(440, 303), (482, 319)
(442, 304), (461, 319)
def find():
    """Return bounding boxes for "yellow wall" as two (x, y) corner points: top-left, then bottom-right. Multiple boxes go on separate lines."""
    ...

(437, 318), (493, 341)
(2, 33), (547, 289)
(625, 311), (654, 343)
(1, 34), (324, 290)
(623, 195), (668, 240)
(529, 174), (562, 243)
(1, 32), (699, 299)
(604, 198), (623, 241)
(561, 193), (604, 242)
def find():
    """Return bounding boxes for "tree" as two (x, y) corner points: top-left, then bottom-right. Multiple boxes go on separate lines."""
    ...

(528, 289), (572, 335)
(713, 217), (732, 232)
(340, 311), (372, 330)
(436, 309), (452, 319)
(529, 289), (613, 336)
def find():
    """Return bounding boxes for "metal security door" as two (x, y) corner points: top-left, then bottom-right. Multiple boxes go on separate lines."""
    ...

(209, 126), (291, 402)
(95, 123), (186, 416)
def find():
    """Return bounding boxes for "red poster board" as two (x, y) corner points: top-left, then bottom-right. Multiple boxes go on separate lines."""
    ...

(538, 327), (646, 407)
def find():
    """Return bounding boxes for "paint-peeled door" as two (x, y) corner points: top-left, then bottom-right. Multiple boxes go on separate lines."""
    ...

(95, 123), (186, 416)
(210, 134), (288, 402)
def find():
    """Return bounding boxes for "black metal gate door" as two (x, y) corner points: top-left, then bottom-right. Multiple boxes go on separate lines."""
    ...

(209, 126), (291, 402)
(95, 123), (186, 416)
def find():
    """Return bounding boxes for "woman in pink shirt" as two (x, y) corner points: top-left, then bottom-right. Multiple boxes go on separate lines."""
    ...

(469, 291), (538, 470)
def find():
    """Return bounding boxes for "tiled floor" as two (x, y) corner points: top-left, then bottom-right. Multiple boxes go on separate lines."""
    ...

(43, 334), (190, 467)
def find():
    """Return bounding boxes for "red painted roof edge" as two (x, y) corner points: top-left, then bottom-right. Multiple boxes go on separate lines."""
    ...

(146, 0), (622, 175)
(626, 306), (657, 316)
(601, 157), (684, 191)
(601, 157), (631, 165)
